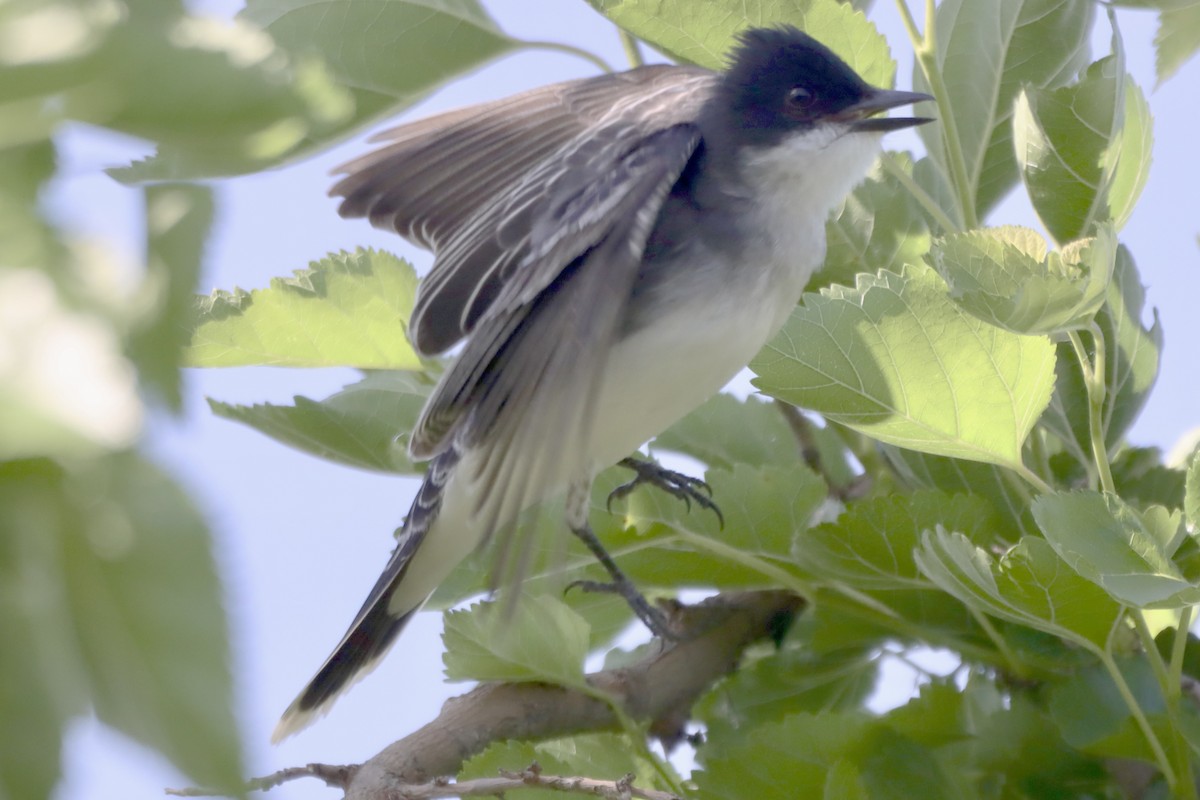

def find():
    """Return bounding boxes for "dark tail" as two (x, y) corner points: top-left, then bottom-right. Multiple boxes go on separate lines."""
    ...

(272, 449), (458, 742)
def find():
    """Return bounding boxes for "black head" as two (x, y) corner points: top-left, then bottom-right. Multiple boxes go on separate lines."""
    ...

(710, 26), (931, 149)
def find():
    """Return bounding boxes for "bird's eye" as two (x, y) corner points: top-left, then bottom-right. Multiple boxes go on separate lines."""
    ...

(786, 86), (815, 110)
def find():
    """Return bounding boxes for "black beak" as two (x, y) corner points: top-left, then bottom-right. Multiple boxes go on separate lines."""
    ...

(840, 88), (935, 133)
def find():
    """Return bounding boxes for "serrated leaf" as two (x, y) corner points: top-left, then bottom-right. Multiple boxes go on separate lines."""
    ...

(1153, 1), (1200, 84)
(0, 456), (243, 793)
(931, 225), (1115, 334)
(442, 597), (590, 689)
(589, 0), (895, 85)
(1033, 490), (1197, 608)
(187, 248), (420, 368)
(915, 531), (1122, 648)
(1013, 35), (1153, 243)
(820, 153), (933, 290)
(128, 184), (213, 411)
(915, 0), (1093, 218)
(118, 0), (518, 180)
(650, 394), (800, 473)
(209, 370), (432, 473)
(882, 446), (1035, 537)
(798, 492), (1002, 589)
(1042, 244), (1161, 456)
(751, 263), (1057, 470)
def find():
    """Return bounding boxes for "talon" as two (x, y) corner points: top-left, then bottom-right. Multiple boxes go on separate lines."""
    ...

(608, 457), (724, 528)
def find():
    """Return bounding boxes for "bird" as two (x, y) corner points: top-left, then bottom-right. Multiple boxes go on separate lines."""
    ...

(273, 25), (932, 741)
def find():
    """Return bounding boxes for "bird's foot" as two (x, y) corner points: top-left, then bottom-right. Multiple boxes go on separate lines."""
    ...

(608, 457), (724, 528)
(566, 521), (677, 640)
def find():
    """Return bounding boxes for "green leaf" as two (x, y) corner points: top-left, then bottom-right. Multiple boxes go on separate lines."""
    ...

(751, 263), (1057, 470)
(1188, 449), (1200, 528)
(798, 491), (1003, 589)
(459, 733), (670, 798)
(696, 645), (878, 742)
(915, 531), (1122, 648)
(614, 462), (829, 573)
(209, 370), (432, 473)
(1111, 446), (1187, 511)
(1033, 490), (1197, 608)
(187, 248), (420, 368)
(442, 596), (590, 689)
(1013, 39), (1153, 243)
(883, 446), (1035, 537)
(589, 0), (895, 85)
(1153, 1), (1200, 85)
(1042, 244), (1161, 455)
(117, 0), (520, 180)
(128, 184), (214, 411)
(0, 456), (243, 793)
(931, 225), (1115, 334)
(1048, 657), (1165, 761)
(884, 682), (969, 748)
(76, 7), (357, 181)
(650, 394), (800, 473)
(0, 142), (65, 270)
(0, 461), (80, 800)
(915, 0), (1094, 218)
(697, 713), (952, 800)
(820, 153), (932, 291)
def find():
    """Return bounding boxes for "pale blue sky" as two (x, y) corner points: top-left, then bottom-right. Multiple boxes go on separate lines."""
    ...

(47, 3), (1200, 798)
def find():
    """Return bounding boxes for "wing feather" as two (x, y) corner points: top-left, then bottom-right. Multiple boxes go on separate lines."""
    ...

(330, 65), (717, 355)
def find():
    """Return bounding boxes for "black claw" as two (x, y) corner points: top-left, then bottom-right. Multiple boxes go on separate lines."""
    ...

(609, 457), (725, 528)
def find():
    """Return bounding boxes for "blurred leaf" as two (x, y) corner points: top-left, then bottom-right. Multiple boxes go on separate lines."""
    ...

(0, 456), (243, 793)
(915, 532), (1122, 648)
(1048, 657), (1164, 761)
(884, 682), (969, 747)
(915, 0), (1093, 219)
(128, 184), (213, 411)
(696, 645), (878, 741)
(0, 142), (64, 270)
(1042, 245), (1161, 456)
(1034, 490), (1196, 608)
(651, 394), (800, 473)
(697, 713), (952, 800)
(1013, 41), (1152, 244)
(442, 597), (590, 689)
(820, 153), (932, 290)
(1188, 450), (1200, 528)
(931, 225), (1115, 335)
(187, 248), (420, 368)
(751, 263), (1057, 470)
(589, 0), (895, 85)
(209, 370), (432, 473)
(0, 460), (82, 800)
(116, 0), (519, 180)
(1111, 446), (1186, 510)
(798, 491), (1002, 588)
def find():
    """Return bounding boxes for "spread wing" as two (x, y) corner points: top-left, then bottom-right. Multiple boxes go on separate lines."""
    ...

(330, 64), (717, 356)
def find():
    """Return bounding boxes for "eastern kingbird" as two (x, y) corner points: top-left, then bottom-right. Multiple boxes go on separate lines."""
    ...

(274, 25), (931, 740)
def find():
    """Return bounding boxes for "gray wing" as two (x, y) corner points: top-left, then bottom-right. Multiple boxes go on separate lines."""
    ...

(330, 64), (717, 356)
(427, 124), (703, 572)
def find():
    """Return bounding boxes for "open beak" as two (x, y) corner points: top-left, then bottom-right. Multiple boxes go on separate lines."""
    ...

(841, 88), (935, 132)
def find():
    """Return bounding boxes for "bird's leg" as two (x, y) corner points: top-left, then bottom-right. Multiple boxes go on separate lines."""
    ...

(608, 456), (724, 527)
(563, 477), (675, 639)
